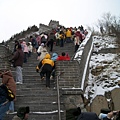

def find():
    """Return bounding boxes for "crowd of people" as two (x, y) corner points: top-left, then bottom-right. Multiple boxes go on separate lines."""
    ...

(71, 107), (120, 120)
(0, 24), (120, 120)
(0, 25), (90, 119)
(8, 25), (88, 88)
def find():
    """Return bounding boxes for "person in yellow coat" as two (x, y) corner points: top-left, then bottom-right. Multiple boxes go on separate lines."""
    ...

(36, 53), (54, 89)
(65, 28), (72, 43)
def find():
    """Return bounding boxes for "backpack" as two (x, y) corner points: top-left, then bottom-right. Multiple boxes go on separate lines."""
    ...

(0, 84), (15, 101)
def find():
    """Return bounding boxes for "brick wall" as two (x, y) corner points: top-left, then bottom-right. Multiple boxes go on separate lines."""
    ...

(56, 60), (84, 111)
(56, 60), (81, 88)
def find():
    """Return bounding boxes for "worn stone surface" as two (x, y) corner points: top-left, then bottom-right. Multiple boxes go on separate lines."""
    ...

(90, 95), (108, 115)
(88, 35), (120, 114)
(63, 95), (84, 109)
(111, 88), (120, 110)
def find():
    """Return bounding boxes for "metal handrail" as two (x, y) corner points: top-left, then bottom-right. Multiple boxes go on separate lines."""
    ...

(56, 72), (64, 120)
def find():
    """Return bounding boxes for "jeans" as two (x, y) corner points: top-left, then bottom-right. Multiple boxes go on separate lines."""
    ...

(16, 66), (23, 83)
(56, 39), (60, 46)
(66, 37), (71, 43)
(0, 101), (10, 120)
(60, 39), (64, 47)
(9, 101), (14, 112)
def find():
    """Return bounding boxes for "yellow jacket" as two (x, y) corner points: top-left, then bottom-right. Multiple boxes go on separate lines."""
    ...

(59, 34), (65, 39)
(42, 53), (54, 67)
(66, 29), (72, 37)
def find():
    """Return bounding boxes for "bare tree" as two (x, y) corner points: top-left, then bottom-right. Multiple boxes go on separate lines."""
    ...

(97, 12), (120, 36)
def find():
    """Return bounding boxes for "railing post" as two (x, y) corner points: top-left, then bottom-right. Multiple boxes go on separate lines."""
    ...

(57, 72), (64, 120)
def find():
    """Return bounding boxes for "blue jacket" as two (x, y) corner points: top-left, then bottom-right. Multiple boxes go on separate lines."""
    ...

(51, 53), (58, 61)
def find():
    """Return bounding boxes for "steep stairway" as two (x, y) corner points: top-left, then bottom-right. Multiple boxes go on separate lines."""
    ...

(3, 42), (75, 120)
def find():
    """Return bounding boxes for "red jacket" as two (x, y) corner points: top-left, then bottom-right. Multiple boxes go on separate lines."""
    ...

(75, 31), (82, 41)
(57, 55), (70, 61)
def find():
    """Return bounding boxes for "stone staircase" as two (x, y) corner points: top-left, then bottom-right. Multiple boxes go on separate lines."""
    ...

(2, 42), (76, 120)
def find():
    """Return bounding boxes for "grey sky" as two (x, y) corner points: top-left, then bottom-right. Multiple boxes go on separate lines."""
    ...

(0, 0), (119, 42)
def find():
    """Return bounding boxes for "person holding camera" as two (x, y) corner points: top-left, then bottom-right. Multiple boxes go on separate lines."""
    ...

(103, 111), (120, 120)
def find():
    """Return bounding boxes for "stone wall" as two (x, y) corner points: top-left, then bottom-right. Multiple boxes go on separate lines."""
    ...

(111, 88), (120, 111)
(56, 34), (93, 112)
(77, 35), (93, 91)
(56, 61), (81, 88)
(56, 60), (84, 111)
(90, 88), (120, 115)
(39, 20), (59, 34)
(0, 45), (12, 70)
(90, 95), (109, 115)
(49, 20), (59, 28)
(39, 23), (52, 34)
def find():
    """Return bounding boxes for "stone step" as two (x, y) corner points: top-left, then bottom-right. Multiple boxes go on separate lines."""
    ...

(15, 82), (55, 88)
(4, 111), (65, 120)
(14, 103), (64, 111)
(15, 96), (58, 103)
(2, 39), (75, 120)
(23, 79), (47, 83)
(16, 89), (57, 95)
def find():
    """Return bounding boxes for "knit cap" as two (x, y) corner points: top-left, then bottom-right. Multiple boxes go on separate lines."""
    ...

(41, 43), (44, 46)
(17, 106), (30, 119)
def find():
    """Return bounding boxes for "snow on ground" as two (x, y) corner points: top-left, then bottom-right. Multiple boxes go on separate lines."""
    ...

(82, 35), (120, 102)
(93, 35), (118, 49)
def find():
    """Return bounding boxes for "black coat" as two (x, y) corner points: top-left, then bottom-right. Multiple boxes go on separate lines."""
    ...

(0, 84), (8, 104)
(103, 117), (111, 120)
(77, 112), (99, 120)
(48, 32), (55, 42)
(12, 49), (24, 67)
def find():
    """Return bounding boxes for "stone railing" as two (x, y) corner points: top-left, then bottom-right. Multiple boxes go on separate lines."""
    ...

(55, 32), (93, 112)
(73, 32), (93, 91)
(0, 45), (12, 70)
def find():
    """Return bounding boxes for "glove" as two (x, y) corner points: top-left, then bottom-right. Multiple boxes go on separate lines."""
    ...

(36, 66), (39, 73)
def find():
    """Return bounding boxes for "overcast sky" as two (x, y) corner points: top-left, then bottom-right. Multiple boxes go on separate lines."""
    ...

(0, 0), (119, 42)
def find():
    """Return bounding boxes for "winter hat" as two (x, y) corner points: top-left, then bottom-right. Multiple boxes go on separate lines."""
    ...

(51, 53), (58, 61)
(41, 43), (44, 46)
(44, 53), (51, 59)
(28, 42), (32, 45)
(17, 106), (30, 119)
